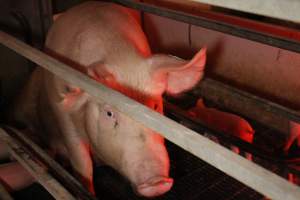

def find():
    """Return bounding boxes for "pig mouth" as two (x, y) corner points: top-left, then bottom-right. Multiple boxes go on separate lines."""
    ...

(134, 176), (173, 197)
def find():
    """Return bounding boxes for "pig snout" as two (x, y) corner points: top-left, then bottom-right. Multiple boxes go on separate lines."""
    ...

(133, 158), (173, 197)
(122, 131), (172, 197)
(136, 176), (173, 197)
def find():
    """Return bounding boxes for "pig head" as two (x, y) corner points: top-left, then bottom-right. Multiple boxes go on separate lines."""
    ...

(12, 1), (206, 197)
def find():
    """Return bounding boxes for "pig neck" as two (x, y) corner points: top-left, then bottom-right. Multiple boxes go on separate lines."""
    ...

(105, 49), (154, 96)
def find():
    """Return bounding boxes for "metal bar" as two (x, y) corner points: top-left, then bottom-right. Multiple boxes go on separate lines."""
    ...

(194, 78), (300, 132)
(1, 31), (300, 200)
(111, 0), (300, 54)
(164, 100), (278, 160)
(164, 100), (300, 177)
(0, 182), (13, 200)
(190, 0), (300, 24)
(3, 126), (97, 200)
(0, 128), (76, 200)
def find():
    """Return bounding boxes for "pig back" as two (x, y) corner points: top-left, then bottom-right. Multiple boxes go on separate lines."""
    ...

(45, 1), (151, 68)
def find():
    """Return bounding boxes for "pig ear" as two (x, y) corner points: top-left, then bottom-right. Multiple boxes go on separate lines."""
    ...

(196, 98), (206, 108)
(150, 48), (206, 95)
(86, 62), (119, 88)
(60, 84), (89, 112)
(87, 63), (115, 84)
(60, 62), (113, 112)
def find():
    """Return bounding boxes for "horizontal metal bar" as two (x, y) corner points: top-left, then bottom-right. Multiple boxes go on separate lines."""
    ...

(164, 100), (279, 160)
(3, 126), (97, 200)
(194, 79), (290, 135)
(0, 182), (13, 200)
(199, 78), (300, 123)
(190, 0), (300, 23)
(164, 100), (300, 177)
(111, 0), (300, 54)
(0, 128), (75, 200)
(1, 31), (300, 200)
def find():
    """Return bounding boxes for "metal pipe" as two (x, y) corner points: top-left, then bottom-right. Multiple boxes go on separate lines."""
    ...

(111, 0), (300, 54)
(195, 78), (300, 129)
(0, 128), (75, 200)
(3, 126), (97, 200)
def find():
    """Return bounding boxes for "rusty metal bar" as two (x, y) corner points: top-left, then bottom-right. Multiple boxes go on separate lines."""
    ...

(0, 182), (13, 200)
(111, 0), (300, 54)
(1, 31), (300, 200)
(0, 128), (76, 200)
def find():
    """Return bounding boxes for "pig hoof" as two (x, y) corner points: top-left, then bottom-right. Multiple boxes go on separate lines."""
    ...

(136, 176), (173, 197)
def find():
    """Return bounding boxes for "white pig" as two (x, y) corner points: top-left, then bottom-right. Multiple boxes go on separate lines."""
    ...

(3, 1), (206, 197)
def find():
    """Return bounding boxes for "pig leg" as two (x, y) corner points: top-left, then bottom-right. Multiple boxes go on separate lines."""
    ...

(230, 146), (252, 161)
(230, 146), (240, 154)
(0, 162), (35, 191)
(245, 152), (253, 161)
(66, 140), (95, 195)
(284, 121), (300, 152)
(55, 111), (95, 194)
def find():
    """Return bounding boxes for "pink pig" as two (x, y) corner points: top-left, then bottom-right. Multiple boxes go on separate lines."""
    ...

(189, 99), (255, 143)
(188, 99), (254, 160)
(1, 1), (206, 197)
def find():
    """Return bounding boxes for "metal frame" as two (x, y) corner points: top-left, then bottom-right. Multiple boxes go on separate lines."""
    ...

(1, 126), (97, 200)
(111, 0), (300, 54)
(1, 30), (300, 200)
(0, 125), (98, 200)
(0, 128), (76, 200)
(190, 0), (300, 24)
(195, 78), (300, 133)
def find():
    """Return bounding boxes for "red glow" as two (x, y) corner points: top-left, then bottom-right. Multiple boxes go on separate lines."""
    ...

(189, 99), (254, 143)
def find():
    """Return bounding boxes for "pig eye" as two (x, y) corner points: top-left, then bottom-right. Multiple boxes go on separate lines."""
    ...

(106, 111), (114, 118)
